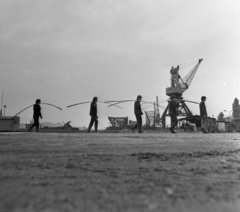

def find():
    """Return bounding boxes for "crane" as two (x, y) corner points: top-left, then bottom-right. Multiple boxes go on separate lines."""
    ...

(166, 59), (203, 97)
(162, 59), (203, 128)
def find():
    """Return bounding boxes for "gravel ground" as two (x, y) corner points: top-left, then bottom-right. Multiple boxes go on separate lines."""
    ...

(0, 132), (240, 212)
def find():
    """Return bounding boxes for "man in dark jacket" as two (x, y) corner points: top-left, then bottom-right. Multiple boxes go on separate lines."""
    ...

(28, 99), (42, 132)
(88, 97), (98, 133)
(199, 96), (211, 133)
(131, 95), (143, 133)
(169, 95), (180, 133)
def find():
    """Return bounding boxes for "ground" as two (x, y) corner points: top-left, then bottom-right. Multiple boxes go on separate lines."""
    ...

(0, 131), (240, 212)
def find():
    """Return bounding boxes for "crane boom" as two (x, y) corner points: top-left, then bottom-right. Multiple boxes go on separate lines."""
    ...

(180, 59), (203, 93)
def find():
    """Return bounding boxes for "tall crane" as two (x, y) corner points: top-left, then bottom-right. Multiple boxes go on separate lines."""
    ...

(162, 59), (203, 128)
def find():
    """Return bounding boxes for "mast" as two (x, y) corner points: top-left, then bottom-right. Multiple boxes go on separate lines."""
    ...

(1, 90), (4, 115)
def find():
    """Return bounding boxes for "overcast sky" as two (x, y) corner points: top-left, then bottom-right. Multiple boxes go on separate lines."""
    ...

(1, 0), (240, 128)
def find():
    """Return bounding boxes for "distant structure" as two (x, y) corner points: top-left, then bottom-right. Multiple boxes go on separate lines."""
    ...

(0, 90), (4, 117)
(162, 59), (203, 128)
(107, 117), (128, 129)
(62, 121), (73, 129)
(145, 96), (161, 127)
(3, 105), (6, 116)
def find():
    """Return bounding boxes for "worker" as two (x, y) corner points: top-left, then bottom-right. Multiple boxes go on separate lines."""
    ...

(169, 95), (180, 133)
(28, 99), (42, 132)
(131, 95), (143, 133)
(199, 96), (211, 133)
(87, 97), (98, 133)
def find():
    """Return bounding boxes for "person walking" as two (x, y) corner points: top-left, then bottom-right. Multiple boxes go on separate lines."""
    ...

(199, 96), (211, 133)
(131, 95), (143, 133)
(28, 99), (42, 132)
(168, 95), (180, 133)
(87, 97), (98, 133)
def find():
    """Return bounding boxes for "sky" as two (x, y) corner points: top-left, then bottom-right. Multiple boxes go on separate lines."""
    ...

(0, 0), (240, 128)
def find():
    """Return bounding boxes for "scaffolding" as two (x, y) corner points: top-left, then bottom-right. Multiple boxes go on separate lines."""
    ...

(145, 97), (161, 127)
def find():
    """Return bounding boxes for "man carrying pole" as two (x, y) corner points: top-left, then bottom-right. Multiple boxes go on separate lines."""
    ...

(87, 97), (99, 133)
(131, 95), (143, 133)
(169, 95), (180, 133)
(199, 96), (211, 133)
(28, 99), (42, 132)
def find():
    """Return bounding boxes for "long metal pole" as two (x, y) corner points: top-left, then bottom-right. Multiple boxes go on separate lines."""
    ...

(154, 102), (155, 129)
(1, 90), (4, 113)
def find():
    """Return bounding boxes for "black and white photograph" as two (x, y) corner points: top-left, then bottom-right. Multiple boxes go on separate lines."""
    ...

(0, 0), (240, 211)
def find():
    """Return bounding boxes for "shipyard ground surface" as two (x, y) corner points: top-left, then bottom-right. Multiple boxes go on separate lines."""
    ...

(0, 132), (240, 212)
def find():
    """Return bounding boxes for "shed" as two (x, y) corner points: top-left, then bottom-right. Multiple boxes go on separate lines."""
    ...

(0, 116), (20, 132)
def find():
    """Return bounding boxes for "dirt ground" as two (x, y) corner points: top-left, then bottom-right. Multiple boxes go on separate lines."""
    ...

(0, 131), (240, 212)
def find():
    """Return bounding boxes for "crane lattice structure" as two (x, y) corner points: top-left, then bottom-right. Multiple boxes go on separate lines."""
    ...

(145, 96), (162, 127)
(162, 59), (203, 128)
(179, 59), (203, 93)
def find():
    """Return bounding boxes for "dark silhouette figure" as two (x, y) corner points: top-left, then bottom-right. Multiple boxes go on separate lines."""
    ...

(88, 97), (98, 133)
(169, 95), (179, 133)
(28, 99), (42, 132)
(131, 95), (143, 133)
(199, 96), (211, 133)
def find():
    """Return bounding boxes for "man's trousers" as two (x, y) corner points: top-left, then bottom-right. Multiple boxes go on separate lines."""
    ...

(132, 114), (142, 132)
(88, 116), (98, 132)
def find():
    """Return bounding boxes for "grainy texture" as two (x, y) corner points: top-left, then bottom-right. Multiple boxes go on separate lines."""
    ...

(0, 132), (240, 212)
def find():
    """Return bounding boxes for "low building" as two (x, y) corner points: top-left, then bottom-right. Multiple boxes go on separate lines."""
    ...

(0, 116), (20, 132)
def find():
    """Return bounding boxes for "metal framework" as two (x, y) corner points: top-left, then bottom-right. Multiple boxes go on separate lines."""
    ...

(145, 97), (161, 127)
(108, 117), (128, 128)
(62, 121), (73, 129)
(162, 59), (203, 128)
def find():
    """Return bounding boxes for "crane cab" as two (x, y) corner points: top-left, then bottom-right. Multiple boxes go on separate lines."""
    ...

(166, 87), (182, 97)
(166, 65), (182, 97)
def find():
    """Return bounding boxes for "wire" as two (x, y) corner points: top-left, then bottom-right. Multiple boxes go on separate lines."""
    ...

(178, 60), (198, 67)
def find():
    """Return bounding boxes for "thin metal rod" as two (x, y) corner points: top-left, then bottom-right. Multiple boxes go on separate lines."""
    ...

(184, 100), (199, 104)
(107, 100), (137, 107)
(11, 103), (62, 119)
(107, 100), (134, 107)
(107, 100), (165, 109)
(41, 103), (62, 110)
(142, 105), (153, 110)
(1, 90), (3, 111)
(11, 104), (34, 119)
(67, 101), (122, 109)
(178, 59), (199, 67)
(104, 100), (118, 103)
(67, 101), (91, 108)
(106, 100), (165, 108)
(103, 102), (122, 109)
(141, 101), (155, 105)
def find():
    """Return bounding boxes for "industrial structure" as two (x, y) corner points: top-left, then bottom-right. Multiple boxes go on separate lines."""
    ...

(162, 59), (203, 128)
(107, 117), (128, 130)
(145, 96), (162, 128)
